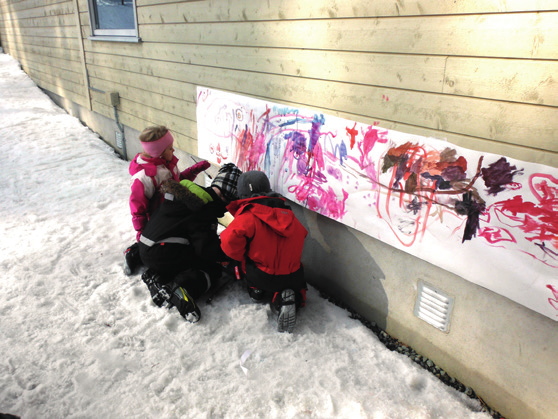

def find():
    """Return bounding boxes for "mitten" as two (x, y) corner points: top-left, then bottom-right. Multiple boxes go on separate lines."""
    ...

(181, 160), (211, 181)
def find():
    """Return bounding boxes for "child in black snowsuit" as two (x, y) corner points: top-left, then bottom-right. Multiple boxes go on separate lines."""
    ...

(138, 163), (242, 323)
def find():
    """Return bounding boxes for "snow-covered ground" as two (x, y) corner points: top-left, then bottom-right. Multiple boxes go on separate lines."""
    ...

(0, 51), (491, 419)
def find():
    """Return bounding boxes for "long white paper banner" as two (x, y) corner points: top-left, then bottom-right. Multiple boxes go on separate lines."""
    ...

(197, 87), (558, 321)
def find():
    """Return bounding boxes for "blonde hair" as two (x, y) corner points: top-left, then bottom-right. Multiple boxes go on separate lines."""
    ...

(139, 125), (169, 143)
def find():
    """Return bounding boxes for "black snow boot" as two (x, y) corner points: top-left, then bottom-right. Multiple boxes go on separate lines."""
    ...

(123, 242), (142, 276)
(272, 289), (297, 333)
(165, 282), (201, 323)
(248, 286), (266, 303)
(141, 269), (171, 307)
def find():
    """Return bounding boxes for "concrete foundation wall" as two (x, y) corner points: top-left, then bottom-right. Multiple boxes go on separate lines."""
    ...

(291, 205), (558, 419)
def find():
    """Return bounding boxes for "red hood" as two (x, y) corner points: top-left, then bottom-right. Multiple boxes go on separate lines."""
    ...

(227, 196), (297, 238)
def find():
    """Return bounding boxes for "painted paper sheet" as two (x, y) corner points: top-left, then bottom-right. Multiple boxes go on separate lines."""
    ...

(197, 87), (558, 320)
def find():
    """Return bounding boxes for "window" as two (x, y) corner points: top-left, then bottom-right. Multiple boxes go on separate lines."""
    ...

(88, 0), (140, 42)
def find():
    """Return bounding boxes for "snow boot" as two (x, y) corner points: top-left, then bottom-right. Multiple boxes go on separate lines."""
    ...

(141, 269), (171, 307)
(272, 289), (297, 333)
(248, 286), (266, 303)
(124, 242), (141, 276)
(165, 283), (201, 323)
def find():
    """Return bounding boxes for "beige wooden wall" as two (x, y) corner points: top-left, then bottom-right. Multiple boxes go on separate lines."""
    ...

(0, 0), (556, 167)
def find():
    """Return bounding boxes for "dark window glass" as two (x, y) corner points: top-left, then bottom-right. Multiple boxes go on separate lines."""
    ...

(93, 0), (135, 30)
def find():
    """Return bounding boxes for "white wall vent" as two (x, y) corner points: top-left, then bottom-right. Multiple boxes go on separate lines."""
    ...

(414, 281), (454, 333)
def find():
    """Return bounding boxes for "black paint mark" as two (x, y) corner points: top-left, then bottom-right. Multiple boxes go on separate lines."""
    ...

(481, 157), (523, 196)
(455, 192), (486, 242)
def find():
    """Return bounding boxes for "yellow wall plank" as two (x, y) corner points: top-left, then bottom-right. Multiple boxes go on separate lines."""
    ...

(0, 2), (74, 21)
(138, 0), (558, 21)
(137, 12), (558, 60)
(444, 57), (558, 106)
(0, 13), (75, 27)
(1, 33), (80, 51)
(16, 53), (83, 72)
(83, 44), (446, 94)
(22, 59), (82, 85)
(0, 0), (73, 14)
(4, 42), (82, 62)
(89, 73), (197, 120)
(0, 24), (78, 38)
(86, 63), (196, 103)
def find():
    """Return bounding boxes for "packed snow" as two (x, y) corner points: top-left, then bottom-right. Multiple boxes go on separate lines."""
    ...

(0, 51), (491, 419)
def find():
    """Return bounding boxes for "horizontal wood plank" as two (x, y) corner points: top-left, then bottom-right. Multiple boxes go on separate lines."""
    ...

(0, 13), (76, 27)
(137, 12), (558, 59)
(138, 0), (558, 21)
(86, 62), (196, 103)
(444, 57), (558, 106)
(0, 1), (74, 21)
(88, 71), (197, 120)
(15, 52), (83, 72)
(83, 45), (446, 93)
(22, 59), (83, 85)
(0, 24), (78, 37)
(0, 0), (73, 14)
(2, 41), (82, 62)
(0, 33), (80, 51)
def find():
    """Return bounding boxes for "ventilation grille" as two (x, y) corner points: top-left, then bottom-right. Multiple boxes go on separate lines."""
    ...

(414, 281), (454, 333)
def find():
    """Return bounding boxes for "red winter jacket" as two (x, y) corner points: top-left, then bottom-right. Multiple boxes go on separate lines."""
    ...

(221, 195), (307, 276)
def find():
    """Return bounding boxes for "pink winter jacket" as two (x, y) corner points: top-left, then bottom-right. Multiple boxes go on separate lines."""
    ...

(129, 154), (210, 240)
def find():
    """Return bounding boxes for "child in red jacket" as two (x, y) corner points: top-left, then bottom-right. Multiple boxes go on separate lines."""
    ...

(124, 125), (210, 275)
(220, 170), (308, 333)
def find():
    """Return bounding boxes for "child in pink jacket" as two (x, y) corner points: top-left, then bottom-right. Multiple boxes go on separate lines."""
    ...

(124, 125), (210, 275)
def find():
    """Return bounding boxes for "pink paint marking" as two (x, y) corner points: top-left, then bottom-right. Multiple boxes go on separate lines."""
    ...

(494, 195), (558, 244)
(478, 227), (517, 244)
(546, 284), (558, 313)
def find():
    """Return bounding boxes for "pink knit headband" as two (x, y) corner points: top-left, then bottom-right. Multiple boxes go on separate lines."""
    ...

(141, 131), (174, 157)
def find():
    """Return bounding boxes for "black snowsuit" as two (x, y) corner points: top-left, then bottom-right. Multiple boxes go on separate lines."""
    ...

(138, 179), (229, 298)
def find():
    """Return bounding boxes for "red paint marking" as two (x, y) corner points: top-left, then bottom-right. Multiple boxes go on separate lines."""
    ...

(346, 122), (358, 150)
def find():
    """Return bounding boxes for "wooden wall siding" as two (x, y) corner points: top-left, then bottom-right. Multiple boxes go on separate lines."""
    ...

(1, 0), (557, 167)
(82, 43), (556, 151)
(137, 0), (558, 19)
(137, 14), (557, 60)
(0, 32), (80, 51)
(0, 14), (76, 31)
(2, 0), (73, 13)
(82, 41), (558, 107)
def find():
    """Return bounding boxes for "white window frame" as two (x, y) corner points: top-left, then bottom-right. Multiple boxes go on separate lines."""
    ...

(87, 0), (141, 42)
